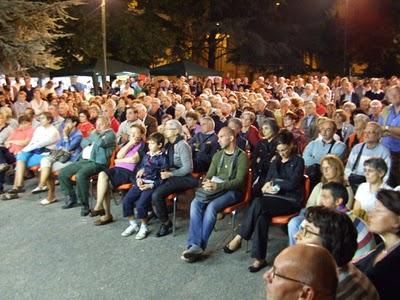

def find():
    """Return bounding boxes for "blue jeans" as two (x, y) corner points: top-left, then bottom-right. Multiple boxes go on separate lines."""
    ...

(288, 209), (306, 245)
(188, 190), (238, 250)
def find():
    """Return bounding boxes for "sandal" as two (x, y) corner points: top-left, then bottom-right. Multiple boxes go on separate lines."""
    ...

(94, 216), (114, 226)
(40, 198), (58, 205)
(32, 186), (49, 194)
(8, 187), (25, 194)
(1, 193), (20, 201)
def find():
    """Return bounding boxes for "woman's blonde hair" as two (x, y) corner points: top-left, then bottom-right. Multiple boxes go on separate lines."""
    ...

(320, 154), (345, 184)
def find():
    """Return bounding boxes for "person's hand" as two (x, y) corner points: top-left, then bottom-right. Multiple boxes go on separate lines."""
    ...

(139, 183), (152, 191)
(261, 181), (273, 194)
(63, 124), (71, 136)
(160, 171), (172, 180)
(136, 169), (144, 178)
(203, 180), (217, 191)
(121, 134), (129, 144)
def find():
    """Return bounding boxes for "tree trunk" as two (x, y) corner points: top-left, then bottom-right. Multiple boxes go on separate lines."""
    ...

(208, 30), (217, 69)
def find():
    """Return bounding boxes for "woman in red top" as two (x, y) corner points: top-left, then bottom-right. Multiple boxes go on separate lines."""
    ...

(313, 95), (327, 116)
(77, 110), (94, 138)
(240, 111), (261, 150)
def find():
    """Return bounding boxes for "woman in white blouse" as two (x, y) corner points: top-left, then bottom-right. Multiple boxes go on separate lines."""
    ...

(3, 112), (59, 198)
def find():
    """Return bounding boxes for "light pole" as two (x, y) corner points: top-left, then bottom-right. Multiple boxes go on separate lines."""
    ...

(101, 0), (108, 86)
(343, 0), (350, 77)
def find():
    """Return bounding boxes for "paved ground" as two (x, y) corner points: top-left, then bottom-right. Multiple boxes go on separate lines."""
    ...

(0, 178), (288, 300)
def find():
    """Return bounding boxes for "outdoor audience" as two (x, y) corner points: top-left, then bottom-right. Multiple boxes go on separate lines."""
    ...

(1, 73), (399, 299)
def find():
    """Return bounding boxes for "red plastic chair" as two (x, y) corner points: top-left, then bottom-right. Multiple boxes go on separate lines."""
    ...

(270, 175), (311, 225)
(166, 172), (204, 236)
(221, 168), (253, 237)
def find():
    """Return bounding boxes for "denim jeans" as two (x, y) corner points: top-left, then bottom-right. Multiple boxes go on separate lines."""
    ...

(187, 190), (238, 250)
(288, 212), (306, 246)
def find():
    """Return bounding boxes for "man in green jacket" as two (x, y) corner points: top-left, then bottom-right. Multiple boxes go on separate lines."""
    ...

(60, 116), (116, 216)
(181, 126), (249, 262)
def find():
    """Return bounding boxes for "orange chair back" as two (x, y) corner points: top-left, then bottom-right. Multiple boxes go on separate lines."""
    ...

(271, 174), (311, 225)
(109, 146), (119, 168)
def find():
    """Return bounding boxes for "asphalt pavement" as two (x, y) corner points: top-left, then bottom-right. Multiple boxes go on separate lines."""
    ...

(0, 177), (288, 300)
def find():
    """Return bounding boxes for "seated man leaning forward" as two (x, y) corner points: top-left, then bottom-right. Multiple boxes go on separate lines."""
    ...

(181, 126), (249, 262)
(59, 116), (116, 216)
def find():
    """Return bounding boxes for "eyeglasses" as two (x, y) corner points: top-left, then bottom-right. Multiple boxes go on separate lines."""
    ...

(270, 266), (309, 286)
(363, 167), (377, 174)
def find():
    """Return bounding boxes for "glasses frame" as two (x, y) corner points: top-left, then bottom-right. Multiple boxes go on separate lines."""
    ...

(271, 266), (309, 286)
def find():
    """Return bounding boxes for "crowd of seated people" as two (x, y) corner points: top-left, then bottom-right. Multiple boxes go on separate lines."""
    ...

(1, 74), (400, 299)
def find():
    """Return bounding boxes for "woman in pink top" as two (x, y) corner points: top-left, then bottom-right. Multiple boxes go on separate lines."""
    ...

(0, 116), (34, 193)
(5, 116), (35, 155)
(91, 124), (147, 225)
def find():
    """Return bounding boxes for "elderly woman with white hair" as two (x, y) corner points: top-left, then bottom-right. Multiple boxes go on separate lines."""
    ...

(174, 103), (186, 125)
(151, 119), (198, 237)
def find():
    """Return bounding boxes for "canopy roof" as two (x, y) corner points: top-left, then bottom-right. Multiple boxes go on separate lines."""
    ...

(50, 59), (149, 77)
(150, 60), (222, 77)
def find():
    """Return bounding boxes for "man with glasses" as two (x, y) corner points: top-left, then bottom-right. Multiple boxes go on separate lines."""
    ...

(303, 119), (346, 190)
(345, 122), (391, 192)
(294, 206), (379, 300)
(264, 244), (338, 300)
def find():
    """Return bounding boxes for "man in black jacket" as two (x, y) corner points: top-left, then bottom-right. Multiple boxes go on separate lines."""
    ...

(188, 117), (220, 173)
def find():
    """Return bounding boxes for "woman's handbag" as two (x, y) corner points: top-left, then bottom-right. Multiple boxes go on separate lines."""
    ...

(49, 149), (71, 163)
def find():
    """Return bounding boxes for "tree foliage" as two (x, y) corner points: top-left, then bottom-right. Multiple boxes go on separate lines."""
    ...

(0, 0), (80, 75)
(9, 0), (400, 76)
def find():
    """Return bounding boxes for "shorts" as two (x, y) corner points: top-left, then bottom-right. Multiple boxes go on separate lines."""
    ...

(16, 151), (46, 168)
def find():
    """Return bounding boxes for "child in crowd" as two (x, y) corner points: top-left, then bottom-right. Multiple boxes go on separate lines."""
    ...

(121, 132), (167, 240)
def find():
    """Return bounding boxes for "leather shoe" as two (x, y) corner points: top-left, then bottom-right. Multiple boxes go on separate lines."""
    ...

(156, 221), (172, 237)
(62, 201), (77, 209)
(94, 216), (113, 226)
(81, 207), (90, 216)
(248, 261), (268, 273)
(90, 209), (105, 217)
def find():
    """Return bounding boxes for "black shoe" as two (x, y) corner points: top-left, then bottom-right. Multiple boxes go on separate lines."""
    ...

(248, 261), (268, 273)
(223, 242), (241, 254)
(156, 221), (172, 237)
(62, 201), (77, 209)
(81, 207), (90, 216)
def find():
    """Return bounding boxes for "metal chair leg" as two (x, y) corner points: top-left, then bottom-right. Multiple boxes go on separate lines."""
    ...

(231, 210), (236, 238)
(173, 195), (177, 236)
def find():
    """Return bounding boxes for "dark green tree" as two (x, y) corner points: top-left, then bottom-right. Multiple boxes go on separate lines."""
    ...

(0, 0), (80, 75)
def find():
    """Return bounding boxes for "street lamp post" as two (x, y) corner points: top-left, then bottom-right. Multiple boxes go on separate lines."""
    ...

(101, 0), (108, 86)
(344, 0), (350, 77)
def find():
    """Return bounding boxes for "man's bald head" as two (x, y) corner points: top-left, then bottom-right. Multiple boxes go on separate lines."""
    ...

(264, 244), (338, 300)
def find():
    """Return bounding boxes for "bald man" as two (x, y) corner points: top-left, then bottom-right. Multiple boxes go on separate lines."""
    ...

(181, 127), (249, 262)
(264, 244), (338, 300)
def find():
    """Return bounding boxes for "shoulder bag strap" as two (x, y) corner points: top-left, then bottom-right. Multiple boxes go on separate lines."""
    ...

(327, 141), (335, 154)
(351, 143), (366, 172)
